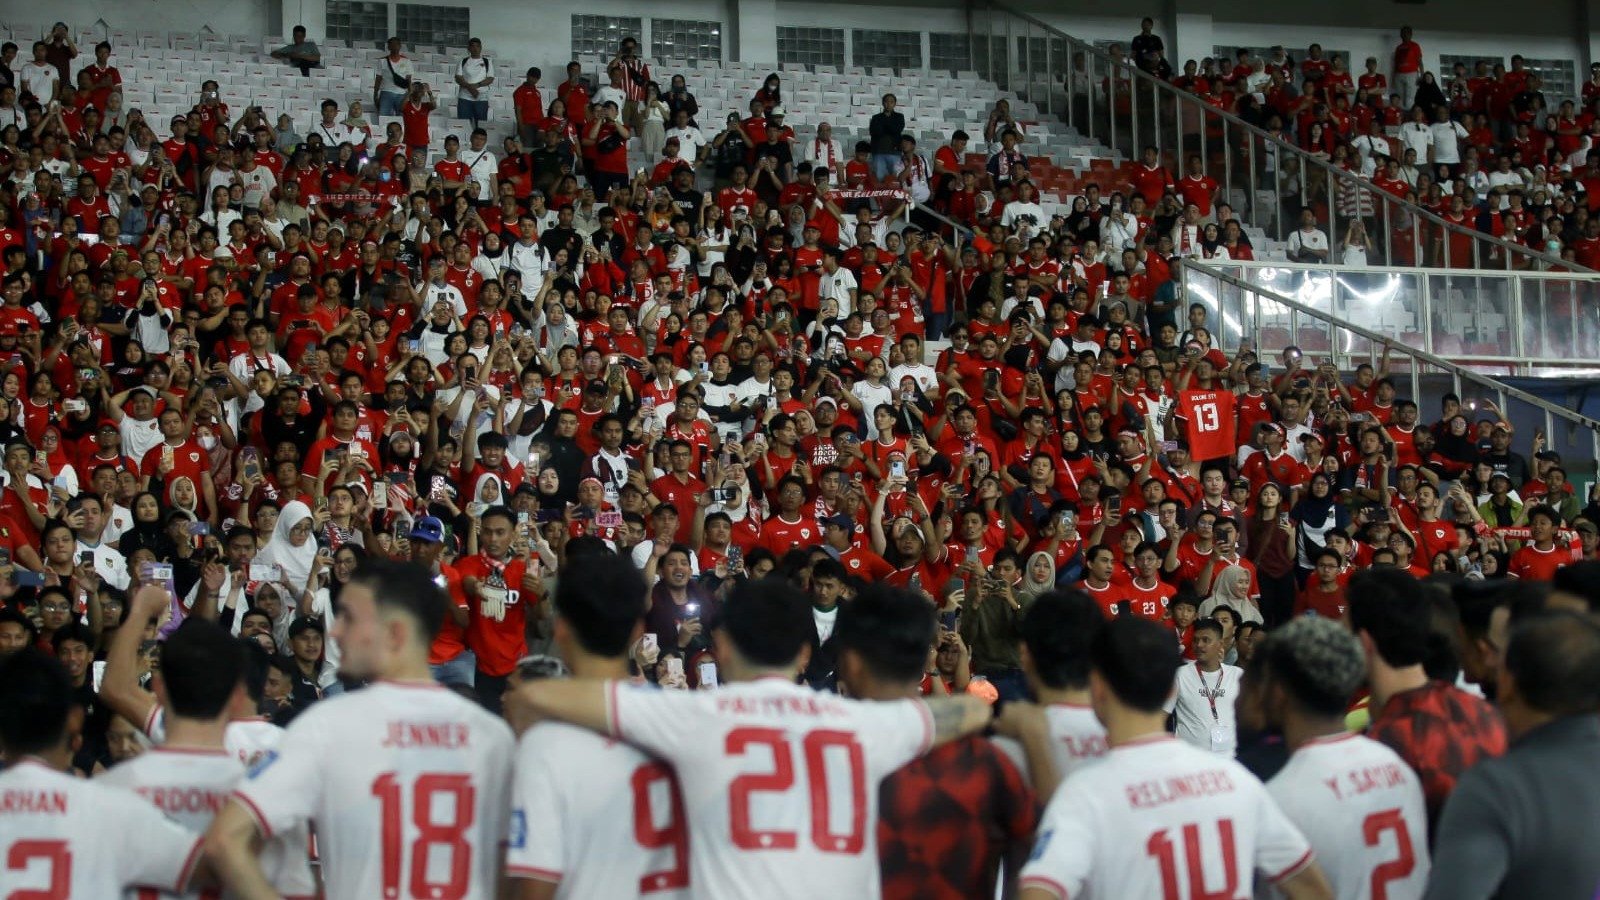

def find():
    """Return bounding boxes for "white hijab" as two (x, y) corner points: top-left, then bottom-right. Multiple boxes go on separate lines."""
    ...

(254, 500), (318, 596)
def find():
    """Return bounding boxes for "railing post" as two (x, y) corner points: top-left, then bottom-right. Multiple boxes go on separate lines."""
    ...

(1511, 276), (1526, 363)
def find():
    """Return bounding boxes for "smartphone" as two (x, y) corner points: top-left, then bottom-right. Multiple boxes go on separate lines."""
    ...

(408, 339), (422, 353)
(430, 475), (447, 499)
(248, 563), (280, 582)
(534, 508), (561, 523)
(640, 633), (658, 656)
(527, 451), (542, 473)
(965, 545), (980, 564)
(727, 545), (744, 574)
(697, 661), (720, 689)
(14, 570), (44, 588)
(0, 547), (11, 567)
(187, 521), (210, 537)
(1107, 495), (1122, 516)
(710, 487), (737, 503)
(890, 459), (906, 479)
(596, 510), (622, 528)
(517, 510), (530, 527)
(372, 481), (388, 508)
(386, 471), (409, 485)
(78, 550), (94, 566)
(240, 446), (261, 482)
(144, 563), (175, 583)
(665, 657), (685, 680)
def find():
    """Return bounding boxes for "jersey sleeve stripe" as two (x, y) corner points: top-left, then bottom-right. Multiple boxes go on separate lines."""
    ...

(173, 836), (206, 893)
(1018, 875), (1071, 899)
(229, 789), (276, 840)
(507, 864), (564, 883)
(914, 698), (934, 755)
(141, 704), (161, 737)
(606, 678), (622, 738)
(1266, 847), (1316, 883)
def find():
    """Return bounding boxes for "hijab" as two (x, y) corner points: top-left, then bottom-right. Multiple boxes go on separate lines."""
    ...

(1199, 565), (1264, 623)
(254, 500), (318, 596)
(1018, 550), (1058, 600)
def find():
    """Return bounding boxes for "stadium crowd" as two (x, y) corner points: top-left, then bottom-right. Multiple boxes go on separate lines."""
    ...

(0, 15), (1599, 900)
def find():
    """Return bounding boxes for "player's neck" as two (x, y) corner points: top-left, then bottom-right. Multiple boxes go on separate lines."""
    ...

(1196, 656), (1223, 673)
(1037, 686), (1091, 707)
(1368, 661), (1429, 713)
(567, 652), (629, 680)
(163, 715), (228, 750)
(1282, 713), (1348, 752)
(18, 745), (74, 772)
(1102, 709), (1170, 748)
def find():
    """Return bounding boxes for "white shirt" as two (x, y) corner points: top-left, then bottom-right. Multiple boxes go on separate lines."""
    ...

(1398, 121), (1433, 160)
(418, 280), (469, 320)
(1020, 735), (1315, 899)
(665, 126), (706, 161)
(237, 165), (278, 209)
(888, 362), (938, 395)
(20, 61), (59, 101)
(1043, 702), (1109, 780)
(98, 746), (317, 899)
(462, 146), (497, 202)
(456, 55), (494, 102)
(229, 349), (291, 383)
(817, 267), (857, 317)
(1351, 134), (1391, 176)
(610, 677), (933, 900)
(118, 415), (163, 462)
(1429, 120), (1469, 164)
(1164, 661), (1244, 755)
(311, 120), (354, 150)
(1288, 228), (1330, 258)
(0, 759), (201, 897)
(804, 137), (844, 172)
(1001, 200), (1046, 238)
(507, 716), (691, 899)
(377, 55), (415, 97)
(1268, 733), (1431, 900)
(232, 681), (514, 900)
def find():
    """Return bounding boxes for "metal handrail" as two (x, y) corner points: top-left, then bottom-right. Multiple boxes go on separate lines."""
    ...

(1180, 259), (1600, 461)
(1196, 258), (1600, 373)
(979, 2), (1594, 275)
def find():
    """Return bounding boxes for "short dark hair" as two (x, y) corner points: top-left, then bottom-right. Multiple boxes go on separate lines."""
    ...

(1346, 569), (1431, 667)
(833, 583), (936, 684)
(349, 559), (449, 644)
(1022, 590), (1103, 690)
(161, 618), (247, 719)
(1193, 618), (1225, 641)
(0, 648), (74, 755)
(1504, 611), (1600, 716)
(555, 549), (649, 657)
(1256, 616), (1366, 718)
(1089, 617), (1180, 713)
(715, 576), (812, 667)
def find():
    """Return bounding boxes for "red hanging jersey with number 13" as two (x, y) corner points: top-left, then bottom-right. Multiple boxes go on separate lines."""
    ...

(1179, 390), (1239, 461)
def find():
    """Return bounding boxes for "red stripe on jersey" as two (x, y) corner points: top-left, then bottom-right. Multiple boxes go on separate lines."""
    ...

(1019, 875), (1072, 898)
(1267, 847), (1316, 883)
(507, 864), (564, 882)
(230, 789), (276, 839)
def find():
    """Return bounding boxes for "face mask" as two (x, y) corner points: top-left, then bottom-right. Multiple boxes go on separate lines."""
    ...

(198, 434), (218, 451)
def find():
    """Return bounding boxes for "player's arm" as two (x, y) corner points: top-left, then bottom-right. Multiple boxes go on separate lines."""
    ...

(101, 584), (168, 732)
(925, 693), (991, 747)
(1275, 862), (1334, 900)
(204, 800), (278, 900)
(504, 677), (613, 738)
(992, 701), (1063, 798)
(513, 880), (559, 900)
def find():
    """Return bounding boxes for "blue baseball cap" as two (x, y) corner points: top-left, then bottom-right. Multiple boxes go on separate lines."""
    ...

(409, 516), (445, 543)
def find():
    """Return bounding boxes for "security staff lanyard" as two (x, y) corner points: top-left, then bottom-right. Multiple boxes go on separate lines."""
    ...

(1196, 662), (1223, 722)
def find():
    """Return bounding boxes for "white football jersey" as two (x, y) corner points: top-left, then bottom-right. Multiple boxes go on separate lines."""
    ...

(143, 705), (285, 768)
(1265, 733), (1430, 900)
(98, 747), (317, 899)
(1044, 702), (1109, 779)
(232, 681), (515, 900)
(1021, 735), (1314, 899)
(609, 677), (933, 899)
(0, 759), (202, 897)
(1165, 662), (1245, 756)
(507, 718), (690, 899)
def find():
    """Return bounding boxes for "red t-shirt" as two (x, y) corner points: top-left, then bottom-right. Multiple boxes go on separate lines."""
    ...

(453, 554), (536, 676)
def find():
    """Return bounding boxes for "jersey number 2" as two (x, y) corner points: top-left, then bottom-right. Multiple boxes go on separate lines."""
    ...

(5, 840), (71, 900)
(1362, 808), (1417, 900)
(726, 727), (866, 853)
(372, 771), (476, 900)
